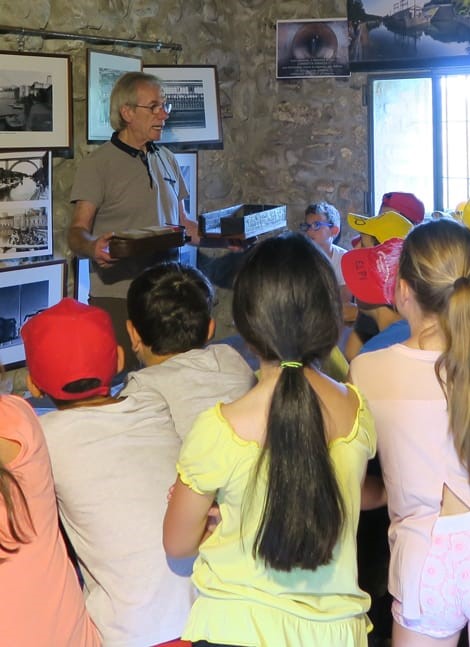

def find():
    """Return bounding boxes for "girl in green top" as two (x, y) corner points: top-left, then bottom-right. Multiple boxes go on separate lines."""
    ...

(164, 232), (375, 647)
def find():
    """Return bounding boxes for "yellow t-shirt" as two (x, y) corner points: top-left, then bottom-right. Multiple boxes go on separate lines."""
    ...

(177, 385), (376, 647)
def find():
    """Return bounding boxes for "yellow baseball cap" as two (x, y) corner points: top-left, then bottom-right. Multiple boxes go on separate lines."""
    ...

(462, 200), (470, 228)
(454, 201), (467, 221)
(347, 210), (413, 243)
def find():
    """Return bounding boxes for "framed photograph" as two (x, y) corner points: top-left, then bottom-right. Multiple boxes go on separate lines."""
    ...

(277, 19), (350, 78)
(0, 259), (67, 369)
(73, 256), (90, 304)
(0, 151), (52, 260)
(348, 0), (470, 71)
(142, 65), (223, 146)
(0, 52), (71, 149)
(175, 152), (198, 219)
(87, 50), (142, 142)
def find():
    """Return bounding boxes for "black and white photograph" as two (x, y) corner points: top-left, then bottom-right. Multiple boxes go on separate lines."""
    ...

(0, 151), (52, 260)
(87, 50), (142, 142)
(0, 53), (71, 149)
(142, 65), (223, 146)
(0, 259), (66, 368)
(348, 0), (470, 70)
(277, 19), (351, 78)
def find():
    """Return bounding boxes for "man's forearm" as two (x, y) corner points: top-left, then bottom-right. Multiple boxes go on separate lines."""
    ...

(67, 226), (98, 259)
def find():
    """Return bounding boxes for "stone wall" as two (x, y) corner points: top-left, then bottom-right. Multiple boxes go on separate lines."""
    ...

(0, 0), (369, 393)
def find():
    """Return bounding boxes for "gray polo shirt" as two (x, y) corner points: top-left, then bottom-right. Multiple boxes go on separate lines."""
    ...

(70, 134), (188, 298)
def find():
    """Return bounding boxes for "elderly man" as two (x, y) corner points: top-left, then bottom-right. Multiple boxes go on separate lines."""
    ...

(68, 71), (198, 369)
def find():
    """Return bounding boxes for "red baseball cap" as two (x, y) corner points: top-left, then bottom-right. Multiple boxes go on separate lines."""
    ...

(21, 298), (118, 401)
(380, 192), (425, 225)
(341, 238), (404, 305)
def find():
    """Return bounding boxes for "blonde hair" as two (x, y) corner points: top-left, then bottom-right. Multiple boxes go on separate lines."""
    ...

(399, 219), (470, 472)
(109, 71), (162, 131)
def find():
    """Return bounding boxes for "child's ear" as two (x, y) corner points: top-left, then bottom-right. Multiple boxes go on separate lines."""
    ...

(126, 320), (142, 353)
(26, 374), (42, 398)
(206, 317), (216, 342)
(116, 345), (125, 373)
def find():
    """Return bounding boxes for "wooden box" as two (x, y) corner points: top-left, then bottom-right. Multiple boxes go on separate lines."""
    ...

(108, 225), (186, 259)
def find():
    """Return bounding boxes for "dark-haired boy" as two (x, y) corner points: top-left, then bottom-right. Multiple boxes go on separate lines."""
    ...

(21, 293), (254, 647)
(122, 261), (256, 440)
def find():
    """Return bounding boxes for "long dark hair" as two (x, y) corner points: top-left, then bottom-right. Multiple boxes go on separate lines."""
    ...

(233, 232), (344, 572)
(399, 219), (470, 472)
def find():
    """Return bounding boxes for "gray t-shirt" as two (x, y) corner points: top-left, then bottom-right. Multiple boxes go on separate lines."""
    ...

(121, 344), (257, 440)
(70, 138), (188, 298)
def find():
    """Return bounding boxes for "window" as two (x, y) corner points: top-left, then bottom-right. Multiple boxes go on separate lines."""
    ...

(369, 70), (470, 215)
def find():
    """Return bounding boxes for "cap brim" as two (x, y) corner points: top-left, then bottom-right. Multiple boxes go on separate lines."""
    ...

(347, 211), (412, 243)
(341, 238), (404, 305)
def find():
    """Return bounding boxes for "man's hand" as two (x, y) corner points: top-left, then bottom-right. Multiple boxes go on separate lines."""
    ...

(181, 214), (200, 246)
(93, 232), (117, 267)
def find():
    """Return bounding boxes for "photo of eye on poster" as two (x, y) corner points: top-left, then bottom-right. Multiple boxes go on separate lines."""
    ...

(0, 151), (52, 260)
(276, 19), (351, 78)
(348, 0), (470, 70)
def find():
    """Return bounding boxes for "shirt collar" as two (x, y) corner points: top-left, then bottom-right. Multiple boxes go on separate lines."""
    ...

(111, 131), (156, 158)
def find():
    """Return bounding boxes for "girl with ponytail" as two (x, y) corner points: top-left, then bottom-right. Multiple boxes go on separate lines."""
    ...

(164, 232), (376, 647)
(350, 219), (470, 646)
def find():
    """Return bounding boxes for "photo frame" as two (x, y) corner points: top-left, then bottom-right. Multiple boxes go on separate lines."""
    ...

(0, 151), (52, 260)
(348, 0), (470, 71)
(0, 52), (71, 149)
(0, 259), (67, 369)
(175, 152), (198, 219)
(73, 256), (90, 304)
(87, 50), (142, 142)
(276, 19), (350, 78)
(142, 65), (223, 146)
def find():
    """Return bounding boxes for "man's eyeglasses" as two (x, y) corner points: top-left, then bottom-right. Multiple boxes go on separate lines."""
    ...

(133, 102), (172, 115)
(299, 221), (333, 232)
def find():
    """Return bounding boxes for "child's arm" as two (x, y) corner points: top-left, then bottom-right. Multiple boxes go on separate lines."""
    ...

(163, 476), (216, 558)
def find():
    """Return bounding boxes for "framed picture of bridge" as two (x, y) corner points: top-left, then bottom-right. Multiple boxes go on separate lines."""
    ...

(0, 151), (52, 260)
(0, 51), (71, 149)
(0, 258), (66, 369)
(348, 0), (470, 71)
(142, 65), (223, 147)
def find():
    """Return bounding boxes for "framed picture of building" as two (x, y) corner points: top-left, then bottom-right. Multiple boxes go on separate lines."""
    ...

(348, 0), (470, 71)
(0, 52), (71, 149)
(0, 259), (66, 369)
(142, 65), (223, 146)
(87, 50), (142, 142)
(0, 151), (52, 260)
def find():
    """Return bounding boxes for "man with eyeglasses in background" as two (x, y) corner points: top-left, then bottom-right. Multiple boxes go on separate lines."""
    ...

(299, 201), (355, 322)
(68, 72), (199, 369)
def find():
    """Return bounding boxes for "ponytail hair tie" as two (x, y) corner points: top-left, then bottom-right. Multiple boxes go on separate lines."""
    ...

(280, 361), (303, 369)
(453, 276), (470, 290)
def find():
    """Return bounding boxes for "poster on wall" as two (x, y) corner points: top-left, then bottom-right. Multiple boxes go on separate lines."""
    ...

(276, 19), (351, 78)
(348, 0), (470, 71)
(0, 151), (52, 260)
(0, 52), (71, 149)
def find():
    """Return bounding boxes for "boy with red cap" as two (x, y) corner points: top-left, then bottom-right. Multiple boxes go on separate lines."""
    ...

(22, 297), (194, 647)
(21, 293), (254, 647)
